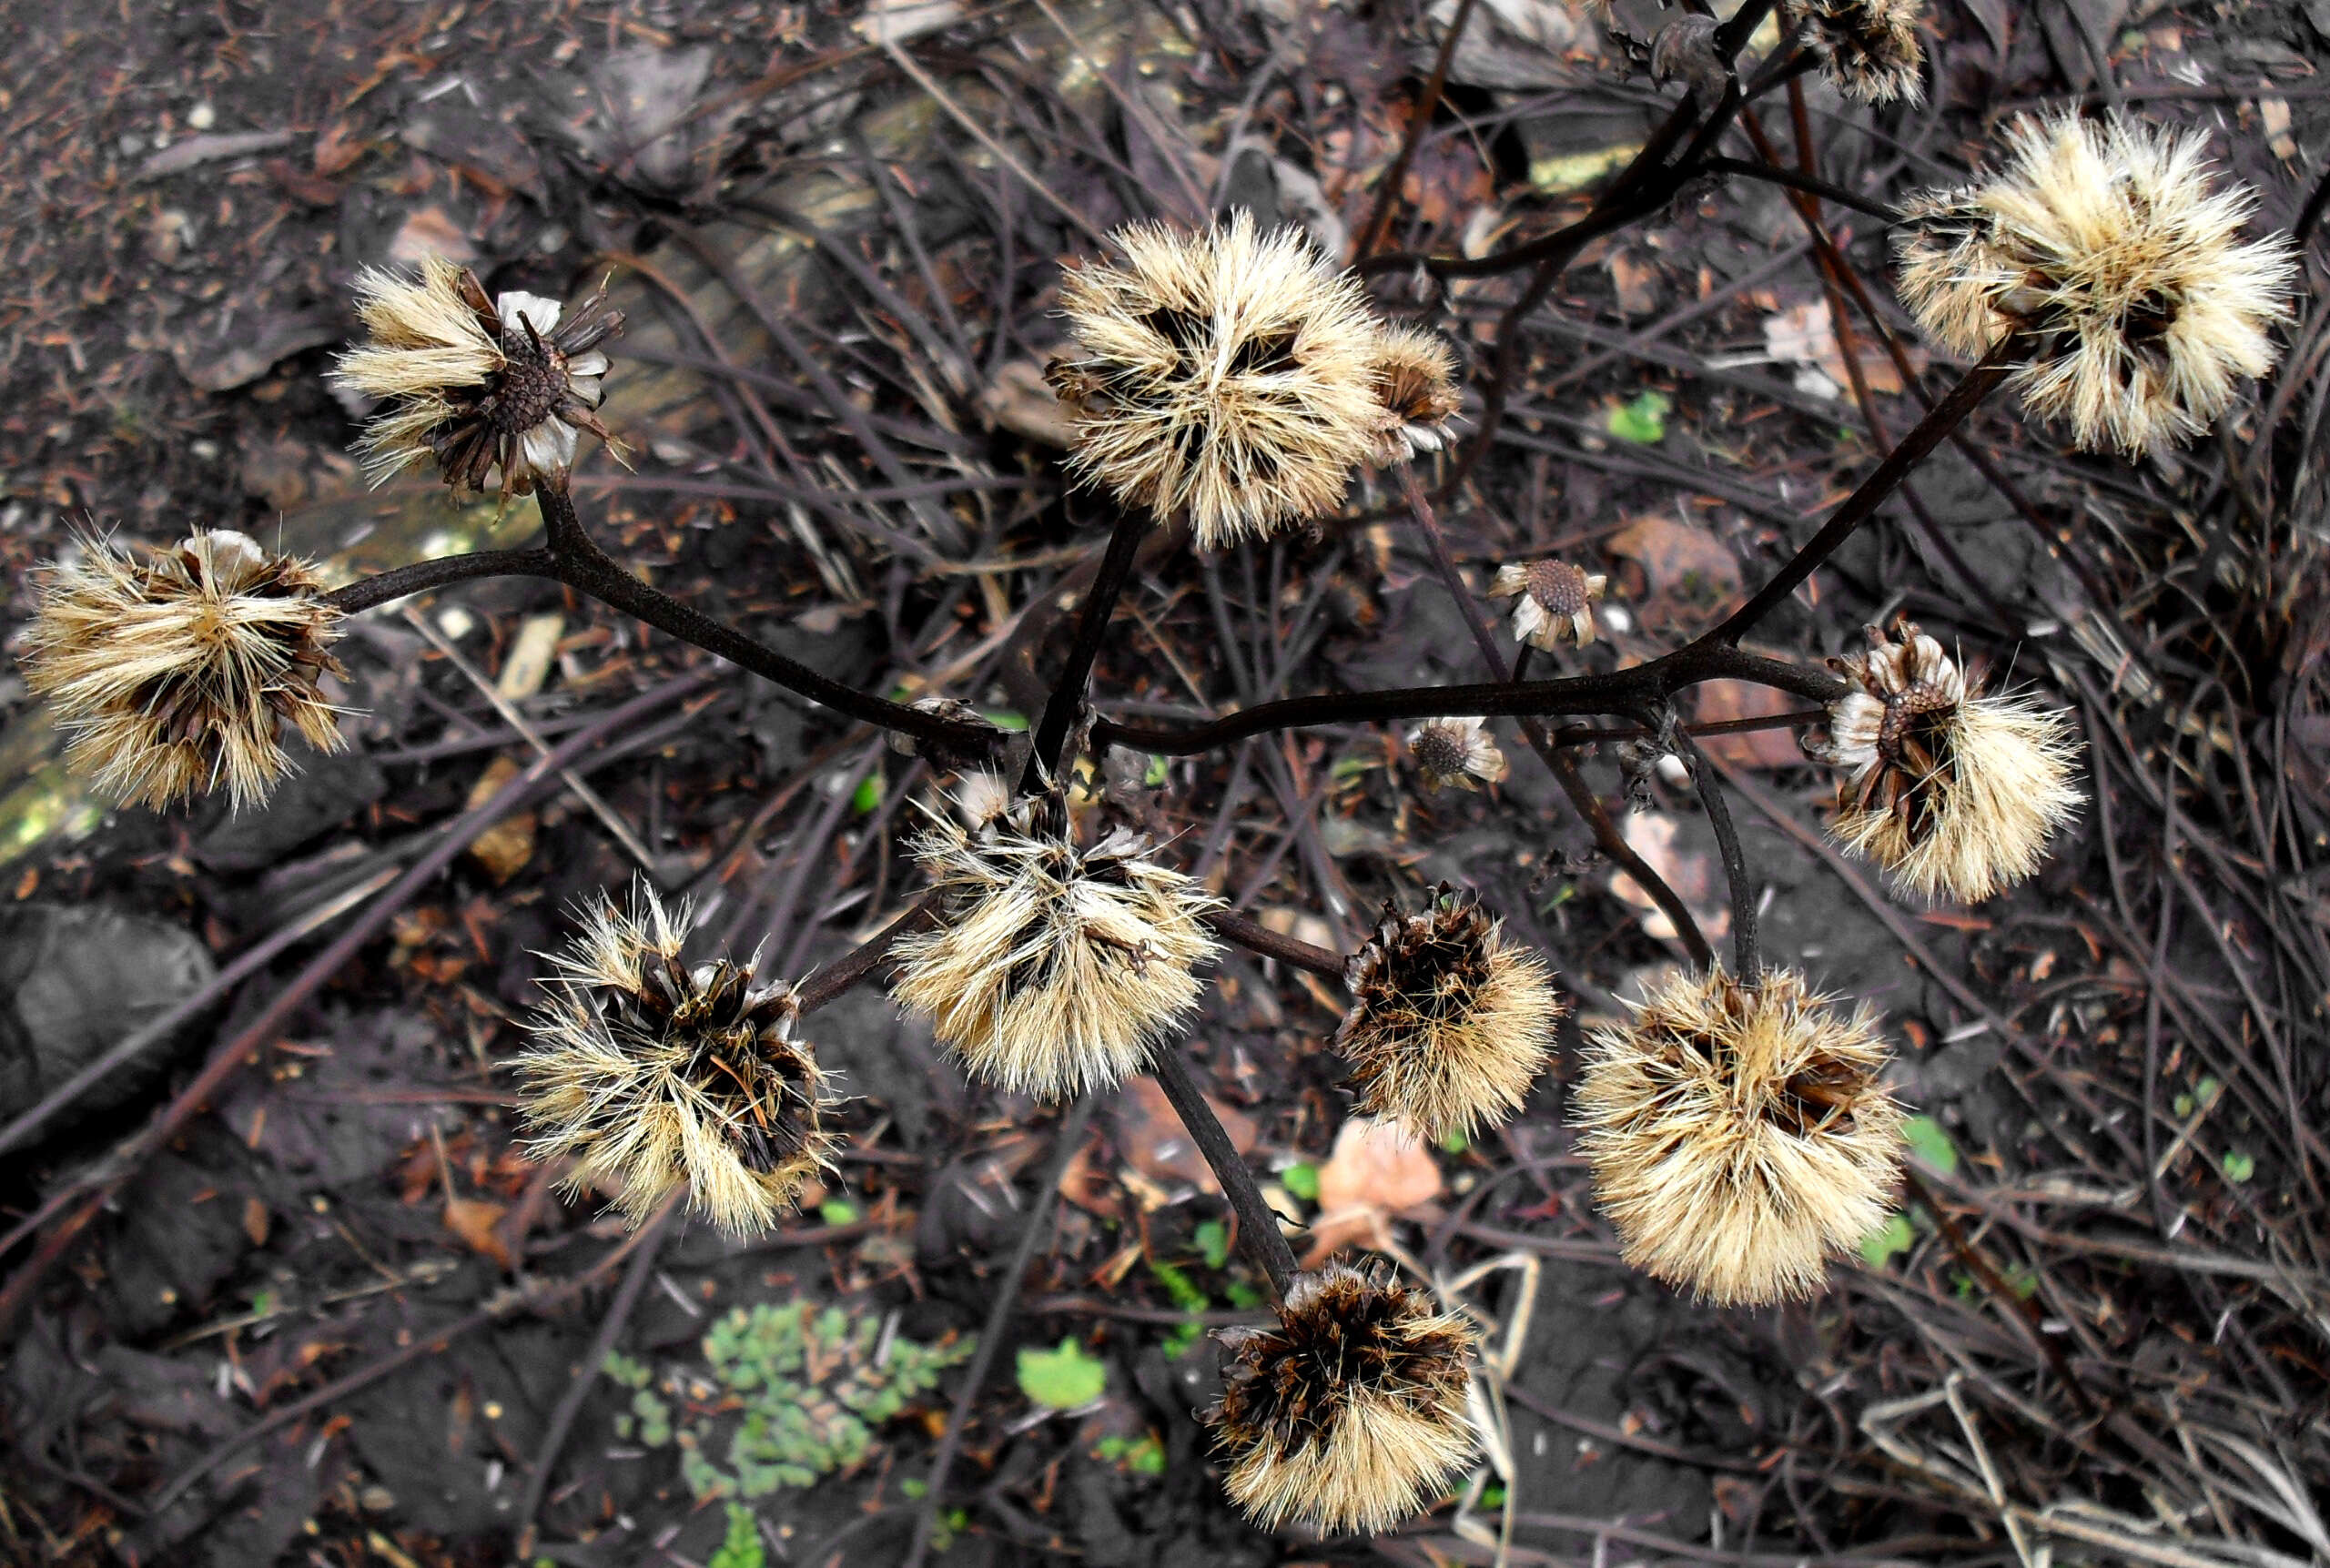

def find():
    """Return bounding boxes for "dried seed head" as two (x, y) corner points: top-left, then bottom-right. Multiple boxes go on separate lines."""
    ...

(1048, 214), (1387, 549)
(1573, 967), (1904, 1305)
(518, 884), (834, 1235)
(331, 255), (626, 494)
(1488, 558), (1607, 650)
(1892, 112), (2298, 455)
(1208, 1264), (1477, 1534)
(1784, 0), (1926, 105)
(20, 529), (348, 811)
(1405, 716), (1508, 793)
(890, 791), (1222, 1098)
(1337, 886), (1565, 1140)
(1808, 622), (2081, 903)
(1366, 325), (1464, 468)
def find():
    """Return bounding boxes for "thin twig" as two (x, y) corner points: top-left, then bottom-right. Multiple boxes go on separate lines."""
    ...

(1670, 723), (1759, 981)
(1353, 0), (1480, 260)
(1148, 1045), (1300, 1297)
(1027, 505), (1148, 784)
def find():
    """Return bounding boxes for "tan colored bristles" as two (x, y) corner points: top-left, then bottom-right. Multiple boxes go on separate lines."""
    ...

(1573, 966), (1905, 1306)
(19, 529), (347, 811)
(1784, 0), (1926, 105)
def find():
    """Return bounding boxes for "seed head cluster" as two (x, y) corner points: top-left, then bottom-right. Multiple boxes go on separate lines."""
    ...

(330, 254), (623, 494)
(1208, 1265), (1476, 1534)
(1893, 112), (2297, 455)
(1784, 0), (1926, 105)
(1573, 967), (1905, 1306)
(20, 530), (347, 811)
(1809, 622), (2081, 903)
(518, 885), (834, 1236)
(1337, 887), (1565, 1141)
(890, 790), (1222, 1098)
(1489, 557), (1607, 651)
(1405, 715), (1509, 793)
(1048, 215), (1458, 549)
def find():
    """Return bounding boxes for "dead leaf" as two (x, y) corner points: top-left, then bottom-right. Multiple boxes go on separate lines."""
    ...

(1764, 299), (1907, 397)
(387, 206), (480, 267)
(981, 359), (1075, 448)
(241, 1196), (270, 1248)
(1608, 249), (1660, 319)
(1117, 1075), (1257, 1197)
(1304, 1117), (1443, 1267)
(496, 613), (565, 700)
(1607, 812), (1731, 945)
(463, 757), (536, 884)
(853, 0), (962, 43)
(1692, 679), (1808, 769)
(1606, 511), (1741, 632)
(443, 1195), (512, 1270)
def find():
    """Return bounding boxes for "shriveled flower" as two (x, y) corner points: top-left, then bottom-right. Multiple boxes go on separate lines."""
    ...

(1573, 966), (1904, 1306)
(1047, 213), (1386, 549)
(1808, 622), (2081, 903)
(1784, 0), (1926, 105)
(518, 885), (834, 1235)
(1406, 716), (1508, 792)
(1208, 1264), (1476, 1534)
(1337, 885), (1565, 1141)
(330, 254), (624, 494)
(1892, 112), (2298, 455)
(1488, 557), (1606, 650)
(890, 791), (1222, 1098)
(1366, 324), (1463, 468)
(20, 530), (346, 811)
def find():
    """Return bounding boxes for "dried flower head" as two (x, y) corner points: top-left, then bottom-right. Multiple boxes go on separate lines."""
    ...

(331, 254), (624, 494)
(890, 791), (1222, 1098)
(20, 529), (347, 811)
(1488, 558), (1607, 650)
(1784, 0), (1926, 105)
(1209, 1264), (1476, 1534)
(518, 885), (834, 1235)
(1337, 886), (1565, 1140)
(1405, 716), (1508, 792)
(1366, 325), (1463, 468)
(1808, 622), (2081, 903)
(1573, 967), (1904, 1305)
(1893, 112), (2298, 455)
(1047, 213), (1387, 549)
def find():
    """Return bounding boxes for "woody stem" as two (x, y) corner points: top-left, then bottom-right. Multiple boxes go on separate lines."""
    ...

(1026, 504), (1147, 789)
(1150, 1044), (1301, 1299)
(1671, 724), (1759, 982)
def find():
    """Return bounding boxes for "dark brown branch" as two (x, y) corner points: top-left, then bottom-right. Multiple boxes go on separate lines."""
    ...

(1208, 908), (1347, 982)
(1148, 1045), (1301, 1298)
(1026, 505), (1147, 785)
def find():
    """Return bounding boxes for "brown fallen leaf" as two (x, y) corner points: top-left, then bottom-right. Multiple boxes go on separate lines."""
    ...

(1304, 1117), (1443, 1268)
(1606, 511), (1741, 632)
(1608, 248), (1661, 319)
(464, 757), (536, 884)
(1117, 1074), (1257, 1197)
(1692, 679), (1811, 769)
(980, 358), (1076, 448)
(1607, 812), (1731, 946)
(443, 1196), (512, 1270)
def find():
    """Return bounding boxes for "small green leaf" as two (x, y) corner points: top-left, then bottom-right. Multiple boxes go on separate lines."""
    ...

(1281, 1163), (1321, 1202)
(851, 774), (884, 814)
(1161, 1321), (1201, 1360)
(1859, 1213), (1914, 1269)
(900, 1478), (928, 1499)
(1142, 755), (1170, 787)
(1017, 1339), (1107, 1410)
(1224, 1280), (1264, 1310)
(982, 708), (1028, 732)
(2173, 1092), (2193, 1118)
(2003, 1266), (2039, 1300)
(1122, 1432), (1167, 1476)
(707, 1503), (765, 1568)
(1439, 1130), (1470, 1156)
(1150, 1259), (1208, 1315)
(1480, 1483), (1507, 1509)
(2222, 1149), (2255, 1183)
(819, 1199), (860, 1226)
(1608, 389), (1672, 444)
(1193, 1220), (1230, 1270)
(1901, 1115), (1960, 1176)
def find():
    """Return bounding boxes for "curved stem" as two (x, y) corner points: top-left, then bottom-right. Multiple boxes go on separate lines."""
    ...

(1208, 908), (1346, 982)
(1671, 724), (1758, 982)
(325, 549), (559, 614)
(1695, 156), (1900, 225)
(1025, 505), (1146, 787)
(1148, 1044), (1301, 1298)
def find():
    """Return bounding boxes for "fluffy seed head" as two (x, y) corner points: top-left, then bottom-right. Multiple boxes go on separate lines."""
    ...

(1366, 325), (1463, 467)
(1489, 558), (1607, 650)
(1573, 967), (1904, 1305)
(1208, 1264), (1477, 1534)
(1047, 214), (1388, 549)
(1808, 622), (2081, 902)
(1892, 112), (2298, 455)
(330, 255), (625, 494)
(890, 790), (1222, 1098)
(1406, 716), (1508, 793)
(1337, 886), (1565, 1141)
(20, 530), (347, 811)
(518, 885), (834, 1235)
(1784, 0), (1926, 104)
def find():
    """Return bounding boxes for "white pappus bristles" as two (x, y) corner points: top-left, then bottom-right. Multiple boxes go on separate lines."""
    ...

(889, 791), (1222, 1099)
(1208, 1264), (1477, 1534)
(1336, 886), (1565, 1141)
(330, 254), (624, 494)
(1808, 622), (2082, 903)
(1047, 214), (1399, 549)
(1893, 112), (2298, 456)
(1573, 967), (1905, 1306)
(19, 529), (347, 811)
(1365, 325), (1463, 468)
(518, 885), (835, 1236)
(1784, 0), (1927, 105)
(1405, 715), (1508, 793)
